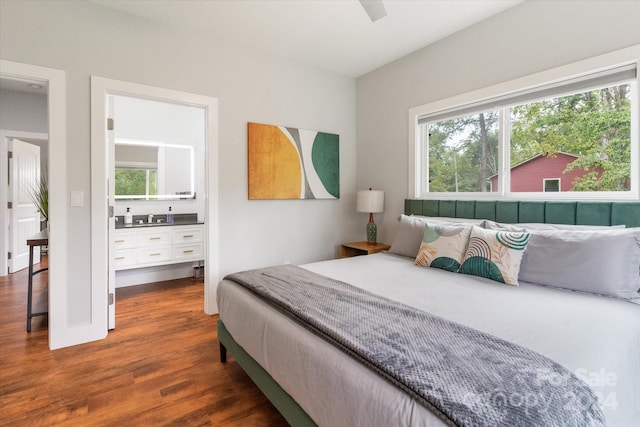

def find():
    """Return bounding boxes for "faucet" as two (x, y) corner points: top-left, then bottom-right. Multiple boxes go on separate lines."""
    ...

(148, 214), (154, 224)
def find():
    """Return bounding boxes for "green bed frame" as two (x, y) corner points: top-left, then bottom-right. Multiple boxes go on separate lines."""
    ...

(217, 320), (317, 426)
(218, 199), (640, 426)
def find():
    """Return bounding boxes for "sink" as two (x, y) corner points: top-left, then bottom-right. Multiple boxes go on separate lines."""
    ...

(115, 213), (200, 229)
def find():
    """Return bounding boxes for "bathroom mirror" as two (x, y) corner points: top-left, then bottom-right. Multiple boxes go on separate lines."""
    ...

(114, 138), (195, 200)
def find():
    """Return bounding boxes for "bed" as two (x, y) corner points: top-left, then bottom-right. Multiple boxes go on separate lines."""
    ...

(217, 199), (640, 426)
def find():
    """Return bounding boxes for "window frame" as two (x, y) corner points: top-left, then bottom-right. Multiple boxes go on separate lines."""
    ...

(543, 178), (561, 193)
(408, 45), (640, 201)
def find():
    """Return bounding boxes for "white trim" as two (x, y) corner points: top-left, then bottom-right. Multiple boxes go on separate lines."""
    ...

(204, 97), (220, 314)
(91, 76), (220, 333)
(0, 60), (83, 349)
(408, 44), (640, 201)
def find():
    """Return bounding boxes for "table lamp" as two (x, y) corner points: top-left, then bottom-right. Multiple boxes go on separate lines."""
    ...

(357, 188), (384, 244)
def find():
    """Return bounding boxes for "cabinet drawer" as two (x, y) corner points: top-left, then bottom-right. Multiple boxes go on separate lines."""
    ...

(113, 232), (136, 249)
(172, 228), (203, 244)
(137, 229), (171, 247)
(137, 247), (172, 264)
(113, 249), (137, 269)
(173, 243), (204, 261)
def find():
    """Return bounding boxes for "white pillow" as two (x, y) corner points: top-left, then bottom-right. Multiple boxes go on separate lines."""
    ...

(389, 216), (427, 258)
(411, 215), (485, 225)
(389, 215), (483, 258)
(518, 228), (640, 302)
(483, 220), (626, 231)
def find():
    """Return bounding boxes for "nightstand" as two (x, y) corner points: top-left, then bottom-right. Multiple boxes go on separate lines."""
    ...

(340, 241), (391, 258)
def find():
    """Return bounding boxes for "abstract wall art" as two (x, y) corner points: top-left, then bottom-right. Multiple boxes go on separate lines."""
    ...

(248, 122), (340, 200)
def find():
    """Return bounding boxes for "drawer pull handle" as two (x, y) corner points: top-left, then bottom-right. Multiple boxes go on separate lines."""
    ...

(183, 249), (194, 253)
(183, 234), (194, 238)
(149, 237), (162, 240)
(115, 256), (125, 260)
(150, 253), (161, 256)
(115, 239), (125, 243)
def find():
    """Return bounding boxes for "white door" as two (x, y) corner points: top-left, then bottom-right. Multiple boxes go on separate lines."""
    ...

(9, 138), (41, 272)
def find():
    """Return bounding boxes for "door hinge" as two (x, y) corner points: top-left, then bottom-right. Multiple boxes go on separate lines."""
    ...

(7, 252), (11, 260)
(108, 293), (114, 305)
(108, 205), (114, 218)
(7, 151), (12, 159)
(107, 118), (114, 131)
(7, 202), (12, 209)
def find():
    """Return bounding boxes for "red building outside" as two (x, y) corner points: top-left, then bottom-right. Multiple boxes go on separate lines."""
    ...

(489, 152), (593, 192)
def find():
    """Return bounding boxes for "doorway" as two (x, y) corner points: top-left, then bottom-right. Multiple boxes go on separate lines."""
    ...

(0, 59), (73, 350)
(90, 77), (220, 331)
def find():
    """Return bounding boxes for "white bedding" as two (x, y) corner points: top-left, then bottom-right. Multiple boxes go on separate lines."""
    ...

(217, 253), (640, 426)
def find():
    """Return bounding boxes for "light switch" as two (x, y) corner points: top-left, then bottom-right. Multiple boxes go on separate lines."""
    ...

(70, 191), (84, 207)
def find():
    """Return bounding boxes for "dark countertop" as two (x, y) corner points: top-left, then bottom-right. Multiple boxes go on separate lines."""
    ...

(115, 213), (202, 229)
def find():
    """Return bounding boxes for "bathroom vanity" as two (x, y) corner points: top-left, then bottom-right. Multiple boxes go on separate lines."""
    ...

(113, 212), (204, 288)
(113, 223), (204, 271)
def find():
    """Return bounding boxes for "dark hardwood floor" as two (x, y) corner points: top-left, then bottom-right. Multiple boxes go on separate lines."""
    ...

(0, 257), (287, 426)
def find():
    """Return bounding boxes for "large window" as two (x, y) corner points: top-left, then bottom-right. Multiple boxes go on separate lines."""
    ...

(410, 47), (639, 200)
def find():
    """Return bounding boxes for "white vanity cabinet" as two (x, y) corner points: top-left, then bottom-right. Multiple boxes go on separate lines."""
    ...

(113, 224), (204, 271)
(172, 227), (204, 261)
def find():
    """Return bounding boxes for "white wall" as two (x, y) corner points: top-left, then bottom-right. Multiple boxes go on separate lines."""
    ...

(113, 95), (205, 219)
(0, 1), (358, 327)
(356, 0), (640, 244)
(0, 88), (48, 134)
(0, 88), (49, 170)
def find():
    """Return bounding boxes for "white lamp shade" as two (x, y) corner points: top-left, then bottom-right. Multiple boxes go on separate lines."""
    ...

(357, 190), (384, 213)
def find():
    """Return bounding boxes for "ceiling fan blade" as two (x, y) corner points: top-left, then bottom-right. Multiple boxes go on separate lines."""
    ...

(358, 0), (387, 22)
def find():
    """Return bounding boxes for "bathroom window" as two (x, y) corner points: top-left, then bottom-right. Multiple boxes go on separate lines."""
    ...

(115, 168), (157, 198)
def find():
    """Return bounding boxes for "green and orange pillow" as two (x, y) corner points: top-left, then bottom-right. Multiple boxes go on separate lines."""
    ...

(458, 226), (531, 286)
(415, 223), (531, 286)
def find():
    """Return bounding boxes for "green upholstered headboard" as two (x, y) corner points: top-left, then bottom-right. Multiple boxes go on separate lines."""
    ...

(404, 199), (640, 228)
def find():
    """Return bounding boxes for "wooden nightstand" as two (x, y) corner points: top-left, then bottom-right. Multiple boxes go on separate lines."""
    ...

(340, 241), (391, 258)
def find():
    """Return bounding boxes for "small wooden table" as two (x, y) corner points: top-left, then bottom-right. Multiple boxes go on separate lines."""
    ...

(340, 241), (391, 258)
(26, 229), (48, 332)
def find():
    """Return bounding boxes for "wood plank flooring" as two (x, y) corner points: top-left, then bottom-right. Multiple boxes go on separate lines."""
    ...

(0, 258), (287, 426)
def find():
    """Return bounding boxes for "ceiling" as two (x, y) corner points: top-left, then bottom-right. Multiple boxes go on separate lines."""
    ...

(0, 77), (48, 95)
(93, 0), (523, 78)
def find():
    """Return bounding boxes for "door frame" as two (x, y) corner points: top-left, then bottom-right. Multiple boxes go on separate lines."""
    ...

(90, 76), (220, 321)
(0, 60), (75, 349)
(0, 130), (48, 276)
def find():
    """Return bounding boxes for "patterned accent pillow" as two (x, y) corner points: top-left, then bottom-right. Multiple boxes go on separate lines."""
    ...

(459, 226), (531, 286)
(415, 223), (471, 272)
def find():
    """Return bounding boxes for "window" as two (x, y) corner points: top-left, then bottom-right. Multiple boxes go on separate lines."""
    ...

(425, 111), (499, 193)
(543, 178), (560, 192)
(115, 168), (157, 199)
(409, 46), (640, 200)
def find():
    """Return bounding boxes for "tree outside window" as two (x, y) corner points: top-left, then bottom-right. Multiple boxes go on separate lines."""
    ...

(423, 84), (631, 194)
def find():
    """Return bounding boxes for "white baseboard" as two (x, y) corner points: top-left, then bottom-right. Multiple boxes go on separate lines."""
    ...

(115, 263), (195, 288)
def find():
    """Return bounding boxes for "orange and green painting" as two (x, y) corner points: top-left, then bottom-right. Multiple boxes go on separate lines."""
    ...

(248, 122), (339, 200)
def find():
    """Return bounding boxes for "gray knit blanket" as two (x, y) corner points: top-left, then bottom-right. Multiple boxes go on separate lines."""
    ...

(225, 265), (606, 427)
